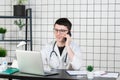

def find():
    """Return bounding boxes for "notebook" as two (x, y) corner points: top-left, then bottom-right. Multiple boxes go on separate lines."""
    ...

(16, 50), (58, 76)
(1, 68), (19, 74)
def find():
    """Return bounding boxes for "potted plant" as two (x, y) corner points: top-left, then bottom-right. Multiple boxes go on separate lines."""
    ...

(13, 0), (28, 16)
(14, 19), (25, 30)
(86, 65), (94, 79)
(14, 19), (25, 39)
(0, 27), (7, 40)
(0, 47), (7, 57)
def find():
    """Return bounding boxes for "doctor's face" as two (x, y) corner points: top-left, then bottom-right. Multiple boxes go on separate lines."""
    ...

(54, 24), (68, 42)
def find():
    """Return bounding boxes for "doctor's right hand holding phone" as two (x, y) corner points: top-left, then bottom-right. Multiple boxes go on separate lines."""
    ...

(41, 18), (82, 70)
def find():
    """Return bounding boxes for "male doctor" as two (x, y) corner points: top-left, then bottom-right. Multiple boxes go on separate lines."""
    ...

(41, 18), (82, 70)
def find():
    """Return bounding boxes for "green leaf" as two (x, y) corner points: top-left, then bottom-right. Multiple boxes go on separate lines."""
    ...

(17, 0), (27, 5)
(14, 19), (25, 30)
(86, 65), (94, 72)
(0, 47), (7, 57)
(0, 27), (7, 33)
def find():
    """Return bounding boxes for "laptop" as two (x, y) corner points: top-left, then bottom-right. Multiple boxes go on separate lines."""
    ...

(16, 50), (58, 76)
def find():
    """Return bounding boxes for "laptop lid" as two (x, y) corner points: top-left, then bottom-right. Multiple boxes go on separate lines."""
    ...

(16, 50), (45, 75)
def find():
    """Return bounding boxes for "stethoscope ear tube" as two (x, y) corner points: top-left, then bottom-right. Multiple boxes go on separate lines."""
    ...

(64, 53), (67, 63)
(50, 41), (57, 57)
(50, 51), (57, 57)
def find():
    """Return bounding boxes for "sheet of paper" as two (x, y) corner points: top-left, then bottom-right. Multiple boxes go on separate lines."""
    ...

(66, 70), (87, 75)
(66, 70), (119, 78)
(101, 73), (119, 78)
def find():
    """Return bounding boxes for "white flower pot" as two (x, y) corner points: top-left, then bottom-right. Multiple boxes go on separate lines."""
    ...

(0, 33), (5, 40)
(87, 72), (94, 79)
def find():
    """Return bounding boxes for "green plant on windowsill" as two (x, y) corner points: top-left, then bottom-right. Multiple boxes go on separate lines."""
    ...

(0, 47), (7, 57)
(86, 65), (94, 72)
(14, 19), (25, 30)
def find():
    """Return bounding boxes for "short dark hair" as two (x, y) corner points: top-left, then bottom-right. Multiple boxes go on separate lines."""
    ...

(54, 18), (72, 30)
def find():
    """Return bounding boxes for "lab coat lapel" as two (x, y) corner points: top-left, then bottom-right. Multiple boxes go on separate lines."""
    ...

(54, 44), (68, 69)
(54, 43), (61, 59)
(61, 47), (68, 69)
(61, 47), (67, 60)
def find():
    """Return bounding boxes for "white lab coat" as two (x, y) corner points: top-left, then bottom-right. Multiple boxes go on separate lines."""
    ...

(41, 41), (82, 70)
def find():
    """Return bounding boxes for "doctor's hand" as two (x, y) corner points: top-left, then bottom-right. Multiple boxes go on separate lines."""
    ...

(64, 34), (74, 60)
(64, 34), (72, 47)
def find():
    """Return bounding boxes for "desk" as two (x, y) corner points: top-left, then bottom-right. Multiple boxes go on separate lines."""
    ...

(0, 70), (117, 80)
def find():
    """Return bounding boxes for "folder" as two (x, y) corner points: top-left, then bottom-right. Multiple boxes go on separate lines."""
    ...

(1, 68), (19, 74)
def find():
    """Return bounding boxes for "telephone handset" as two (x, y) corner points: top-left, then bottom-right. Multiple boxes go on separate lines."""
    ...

(64, 31), (71, 41)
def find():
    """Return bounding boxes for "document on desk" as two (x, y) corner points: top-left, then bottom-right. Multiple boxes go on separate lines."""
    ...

(66, 70), (87, 76)
(94, 71), (119, 78)
(100, 72), (119, 78)
(66, 70), (119, 78)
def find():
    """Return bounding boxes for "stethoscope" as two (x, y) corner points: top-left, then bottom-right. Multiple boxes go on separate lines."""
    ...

(49, 41), (67, 69)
